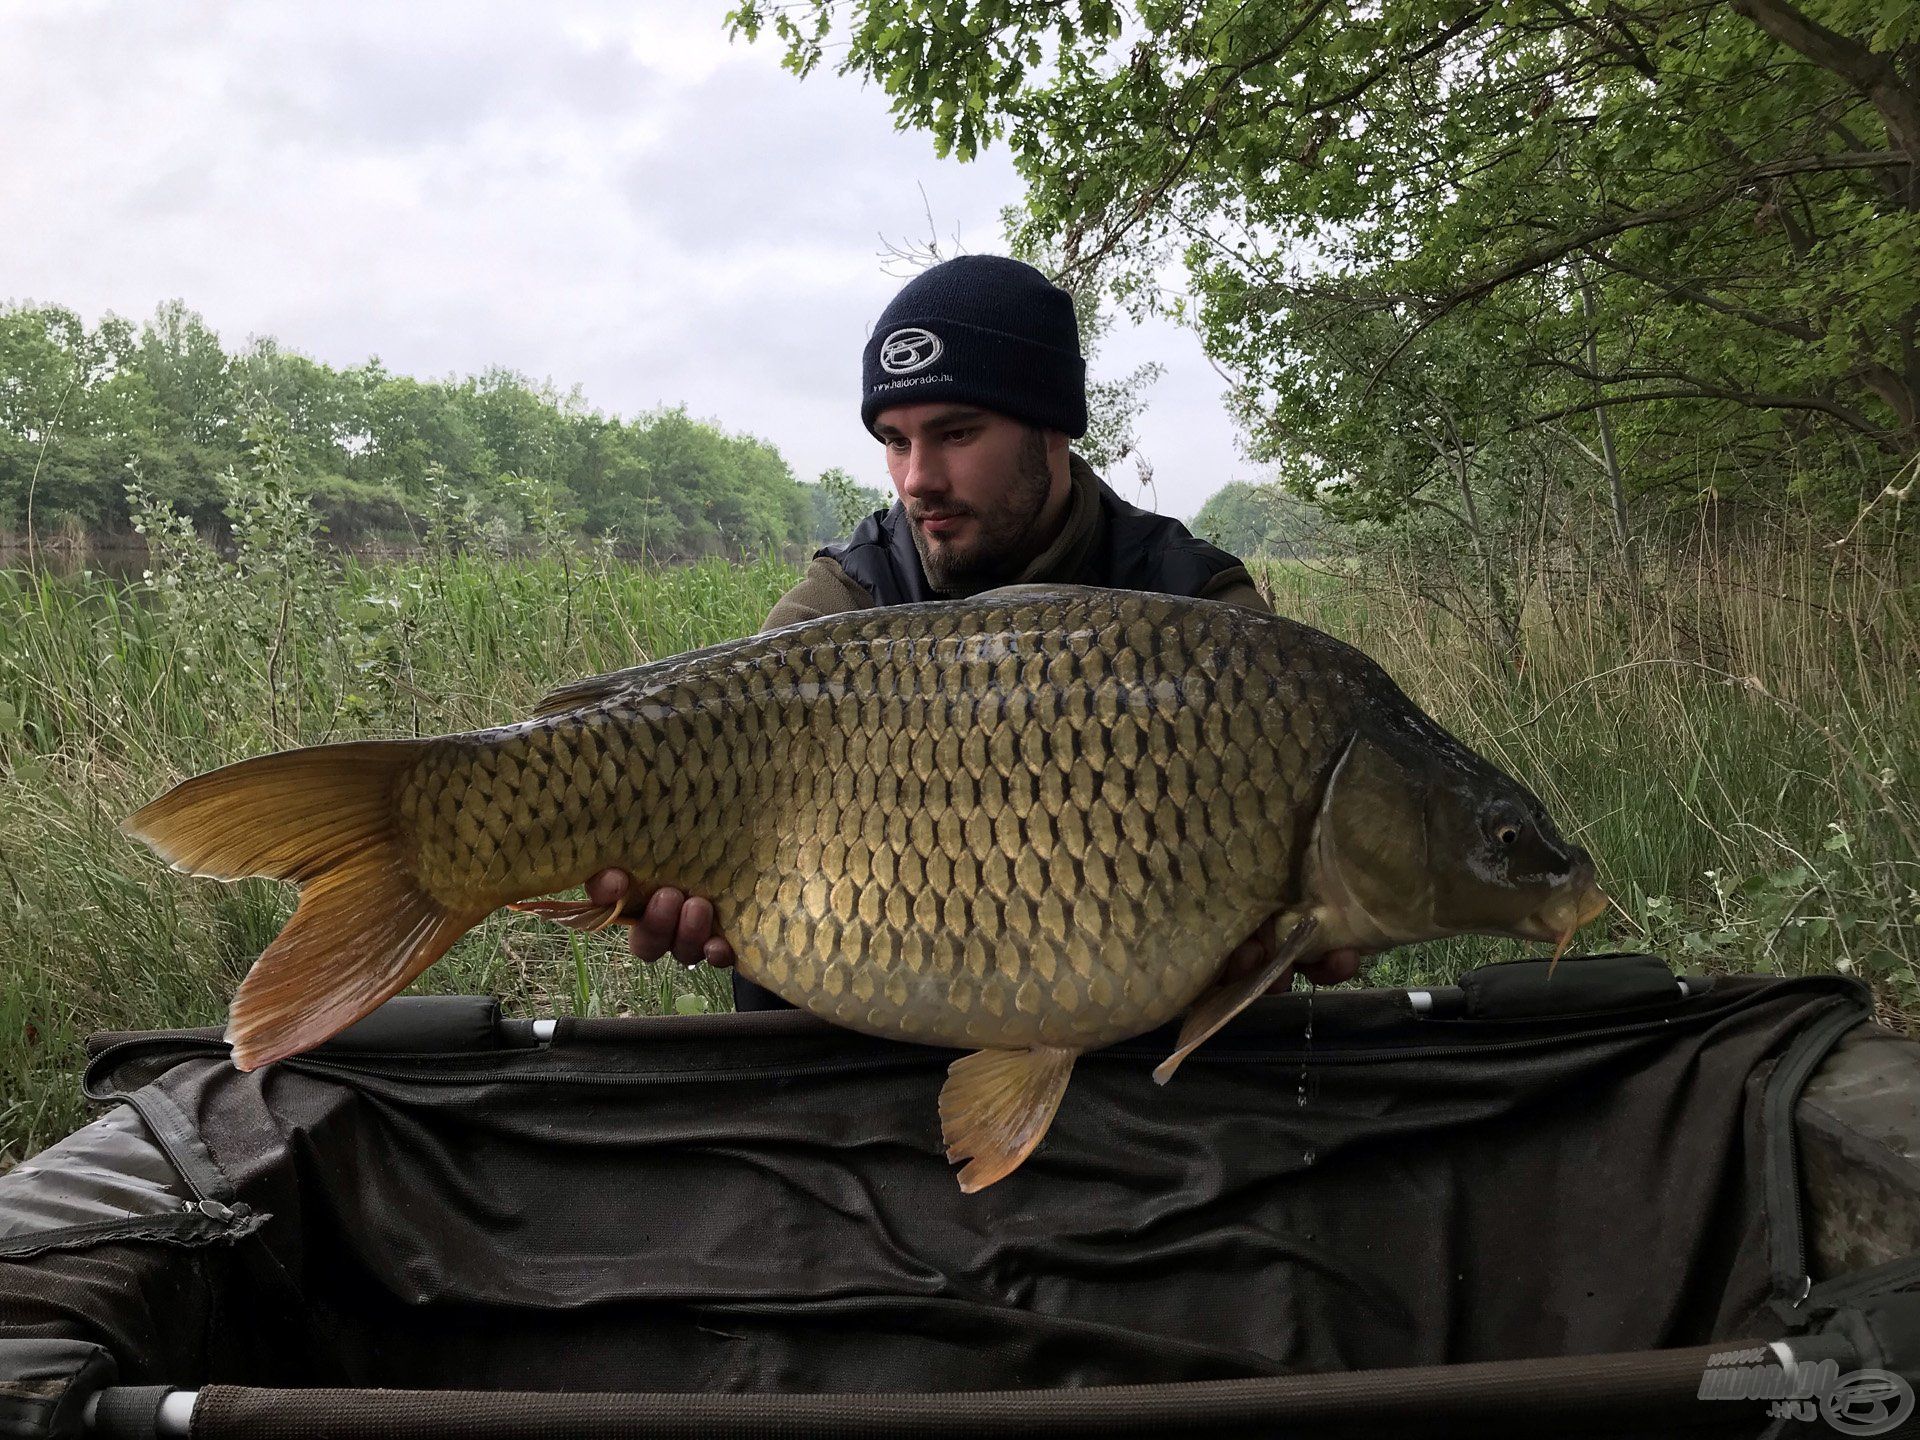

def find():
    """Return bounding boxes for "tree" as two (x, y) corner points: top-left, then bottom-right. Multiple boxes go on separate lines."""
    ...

(730, 0), (1920, 532)
(0, 305), (159, 535)
(1191, 480), (1321, 558)
(139, 300), (235, 448)
(0, 299), (824, 558)
(811, 466), (891, 538)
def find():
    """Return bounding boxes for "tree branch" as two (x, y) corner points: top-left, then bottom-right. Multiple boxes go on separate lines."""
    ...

(1065, 5), (1493, 279)
(1587, 252), (1824, 345)
(1728, 0), (1920, 177)
(1531, 384), (1890, 438)
(1365, 151), (1913, 387)
(1062, 0), (1335, 278)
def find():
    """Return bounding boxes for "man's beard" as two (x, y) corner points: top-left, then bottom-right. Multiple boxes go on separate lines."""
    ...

(908, 428), (1054, 595)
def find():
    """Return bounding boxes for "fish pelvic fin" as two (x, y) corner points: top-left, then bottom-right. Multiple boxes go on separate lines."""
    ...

(1153, 913), (1319, 1086)
(508, 898), (627, 932)
(939, 1045), (1078, 1194)
(123, 740), (484, 1070)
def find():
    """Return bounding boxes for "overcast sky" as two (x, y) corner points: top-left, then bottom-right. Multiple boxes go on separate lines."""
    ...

(2, 1), (1269, 521)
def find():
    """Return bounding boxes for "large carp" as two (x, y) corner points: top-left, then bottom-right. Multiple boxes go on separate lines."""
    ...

(127, 586), (1605, 1190)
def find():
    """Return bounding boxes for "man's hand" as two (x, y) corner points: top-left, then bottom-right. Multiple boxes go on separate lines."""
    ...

(585, 870), (736, 967)
(1223, 915), (1365, 991)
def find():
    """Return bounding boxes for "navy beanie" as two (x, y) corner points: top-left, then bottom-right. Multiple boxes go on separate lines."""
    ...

(861, 255), (1088, 438)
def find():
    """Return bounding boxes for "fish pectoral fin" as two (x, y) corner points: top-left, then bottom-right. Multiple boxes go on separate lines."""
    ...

(938, 1045), (1078, 1194)
(1153, 914), (1319, 1086)
(507, 898), (627, 933)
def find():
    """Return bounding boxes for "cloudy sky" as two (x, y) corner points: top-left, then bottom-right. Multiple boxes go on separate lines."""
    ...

(3, 1), (1268, 520)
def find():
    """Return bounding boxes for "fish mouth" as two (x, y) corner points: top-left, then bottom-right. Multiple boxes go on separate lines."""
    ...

(1515, 882), (1610, 973)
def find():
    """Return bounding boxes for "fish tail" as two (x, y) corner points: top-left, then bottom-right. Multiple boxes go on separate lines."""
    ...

(123, 741), (485, 1070)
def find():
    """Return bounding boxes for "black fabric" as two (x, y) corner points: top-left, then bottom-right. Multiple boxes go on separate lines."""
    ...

(1828, 1292), (1920, 1378)
(861, 255), (1087, 438)
(87, 1385), (171, 1440)
(1767, 996), (1888, 1321)
(1457, 953), (1691, 1018)
(0, 968), (1884, 1408)
(0, 1109), (190, 1252)
(0, 1338), (116, 1439)
(319, 996), (509, 1054)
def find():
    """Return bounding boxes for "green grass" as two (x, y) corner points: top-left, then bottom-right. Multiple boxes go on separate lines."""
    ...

(0, 546), (788, 1165)
(0, 523), (1913, 1167)
(1259, 550), (1918, 1007)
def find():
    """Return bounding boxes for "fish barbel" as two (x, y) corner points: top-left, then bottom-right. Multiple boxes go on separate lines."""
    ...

(125, 586), (1606, 1190)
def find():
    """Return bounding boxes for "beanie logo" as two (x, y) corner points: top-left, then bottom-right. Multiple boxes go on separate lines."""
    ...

(879, 327), (944, 375)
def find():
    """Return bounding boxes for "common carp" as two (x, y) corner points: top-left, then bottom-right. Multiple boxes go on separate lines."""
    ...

(126, 585), (1606, 1190)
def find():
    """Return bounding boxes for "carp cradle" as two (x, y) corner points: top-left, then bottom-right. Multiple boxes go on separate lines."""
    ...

(2, 953), (1917, 1438)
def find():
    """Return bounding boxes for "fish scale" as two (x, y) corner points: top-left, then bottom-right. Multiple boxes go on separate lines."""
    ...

(126, 584), (1606, 1190)
(393, 589), (1343, 1052)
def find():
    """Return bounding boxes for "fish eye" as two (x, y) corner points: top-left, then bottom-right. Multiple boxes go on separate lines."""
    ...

(1486, 805), (1527, 847)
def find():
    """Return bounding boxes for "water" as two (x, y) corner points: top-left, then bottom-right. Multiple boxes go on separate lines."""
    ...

(0, 543), (150, 581)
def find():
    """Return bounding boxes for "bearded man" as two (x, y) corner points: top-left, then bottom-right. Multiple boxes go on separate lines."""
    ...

(589, 254), (1362, 1001)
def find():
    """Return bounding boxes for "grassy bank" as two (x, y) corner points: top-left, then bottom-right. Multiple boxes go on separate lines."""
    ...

(1, 529), (1914, 1166)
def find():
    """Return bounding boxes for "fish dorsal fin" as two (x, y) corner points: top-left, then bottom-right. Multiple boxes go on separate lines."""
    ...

(938, 1045), (1078, 1192)
(973, 583), (1109, 602)
(531, 666), (655, 719)
(532, 630), (764, 719)
(1153, 914), (1318, 1085)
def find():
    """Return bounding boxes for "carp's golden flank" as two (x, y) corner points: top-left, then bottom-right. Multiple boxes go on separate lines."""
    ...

(125, 585), (1606, 1191)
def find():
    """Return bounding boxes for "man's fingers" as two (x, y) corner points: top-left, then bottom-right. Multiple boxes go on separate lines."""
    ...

(625, 886), (682, 960)
(1296, 948), (1364, 987)
(1224, 911), (1286, 982)
(585, 869), (630, 911)
(674, 896), (714, 965)
(1223, 938), (1265, 981)
(610, 885), (736, 967)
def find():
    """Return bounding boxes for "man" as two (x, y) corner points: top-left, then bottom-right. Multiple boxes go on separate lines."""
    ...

(587, 254), (1362, 1002)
